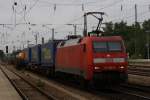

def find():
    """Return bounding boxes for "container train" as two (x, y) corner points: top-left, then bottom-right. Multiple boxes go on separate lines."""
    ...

(15, 12), (128, 86)
(16, 35), (128, 86)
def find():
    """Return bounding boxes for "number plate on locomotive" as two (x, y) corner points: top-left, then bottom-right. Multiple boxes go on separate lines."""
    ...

(106, 58), (113, 62)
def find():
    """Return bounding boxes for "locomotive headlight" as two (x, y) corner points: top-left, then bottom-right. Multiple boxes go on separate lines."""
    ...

(94, 67), (100, 70)
(113, 58), (125, 63)
(120, 66), (124, 69)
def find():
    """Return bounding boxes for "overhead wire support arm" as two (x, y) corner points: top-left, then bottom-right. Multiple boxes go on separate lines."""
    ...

(91, 14), (103, 31)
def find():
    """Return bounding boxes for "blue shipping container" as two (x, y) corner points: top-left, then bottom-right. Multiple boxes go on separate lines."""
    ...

(30, 44), (41, 65)
(41, 40), (61, 69)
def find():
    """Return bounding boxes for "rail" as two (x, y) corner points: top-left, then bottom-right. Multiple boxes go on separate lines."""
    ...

(109, 83), (150, 100)
(0, 64), (57, 100)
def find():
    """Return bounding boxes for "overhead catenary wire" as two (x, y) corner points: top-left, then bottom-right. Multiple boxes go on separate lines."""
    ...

(9, 1), (150, 30)
(9, 0), (40, 33)
(110, 5), (135, 22)
(111, 10), (150, 23)
(8, 0), (150, 25)
(99, 3), (150, 24)
(49, 0), (124, 31)
(16, 0), (40, 25)
(11, 0), (145, 30)
(126, 11), (150, 23)
(35, 0), (101, 6)
(2, 0), (150, 52)
(54, 15), (83, 30)
(27, 0), (125, 30)
(92, 0), (124, 11)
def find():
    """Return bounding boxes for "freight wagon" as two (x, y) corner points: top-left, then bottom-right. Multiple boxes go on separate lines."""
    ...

(16, 48), (31, 69)
(23, 48), (31, 65)
(30, 44), (41, 67)
(40, 40), (62, 75)
(15, 12), (128, 86)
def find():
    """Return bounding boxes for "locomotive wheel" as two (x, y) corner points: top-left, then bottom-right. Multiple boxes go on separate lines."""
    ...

(79, 77), (89, 89)
(120, 73), (128, 83)
(46, 70), (50, 76)
(46, 68), (55, 78)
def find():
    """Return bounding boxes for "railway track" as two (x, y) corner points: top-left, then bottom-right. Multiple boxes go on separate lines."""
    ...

(120, 83), (150, 93)
(44, 71), (150, 100)
(128, 70), (150, 77)
(41, 73), (150, 100)
(3, 64), (104, 100)
(129, 64), (150, 70)
(2, 63), (150, 100)
(0, 65), (57, 100)
(128, 67), (150, 76)
(106, 83), (150, 100)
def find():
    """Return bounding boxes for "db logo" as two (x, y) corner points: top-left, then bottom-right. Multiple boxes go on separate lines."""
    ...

(106, 54), (110, 57)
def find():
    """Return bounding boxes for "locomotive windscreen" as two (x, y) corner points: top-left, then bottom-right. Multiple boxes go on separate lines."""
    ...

(93, 41), (122, 52)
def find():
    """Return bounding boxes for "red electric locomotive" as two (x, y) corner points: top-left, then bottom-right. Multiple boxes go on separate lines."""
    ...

(55, 36), (128, 84)
(55, 12), (128, 85)
(15, 12), (128, 86)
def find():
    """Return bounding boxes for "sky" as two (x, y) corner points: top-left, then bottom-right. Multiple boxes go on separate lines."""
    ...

(0, 0), (150, 53)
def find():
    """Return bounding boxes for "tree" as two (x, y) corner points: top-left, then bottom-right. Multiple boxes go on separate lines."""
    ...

(103, 22), (113, 35)
(143, 19), (150, 31)
(103, 20), (149, 59)
(0, 50), (5, 60)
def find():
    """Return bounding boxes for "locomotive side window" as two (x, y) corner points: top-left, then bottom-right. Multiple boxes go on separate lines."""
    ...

(93, 42), (107, 52)
(108, 42), (122, 52)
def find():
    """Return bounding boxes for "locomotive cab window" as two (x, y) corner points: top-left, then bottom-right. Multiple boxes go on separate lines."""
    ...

(93, 42), (107, 52)
(93, 41), (122, 52)
(108, 42), (122, 52)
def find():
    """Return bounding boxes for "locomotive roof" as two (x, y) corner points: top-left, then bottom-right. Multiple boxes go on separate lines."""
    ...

(86, 36), (123, 41)
(57, 36), (123, 48)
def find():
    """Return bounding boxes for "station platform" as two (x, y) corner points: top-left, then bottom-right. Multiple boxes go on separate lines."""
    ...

(0, 67), (21, 100)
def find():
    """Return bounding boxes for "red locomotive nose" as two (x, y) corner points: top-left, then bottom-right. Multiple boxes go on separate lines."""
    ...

(56, 36), (128, 83)
(92, 38), (128, 73)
